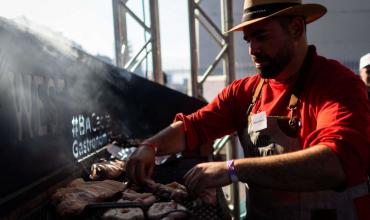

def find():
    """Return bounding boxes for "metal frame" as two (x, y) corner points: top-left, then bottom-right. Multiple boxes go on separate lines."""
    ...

(112, 0), (128, 68)
(187, 0), (235, 98)
(112, 0), (164, 84)
(113, 0), (240, 217)
(188, 0), (240, 219)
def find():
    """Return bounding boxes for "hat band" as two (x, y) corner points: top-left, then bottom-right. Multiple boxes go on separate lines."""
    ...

(242, 3), (300, 22)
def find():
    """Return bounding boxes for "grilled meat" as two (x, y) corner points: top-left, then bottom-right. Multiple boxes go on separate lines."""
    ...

(121, 189), (157, 206)
(144, 180), (189, 202)
(148, 201), (187, 220)
(102, 207), (144, 220)
(51, 178), (125, 216)
(90, 159), (125, 180)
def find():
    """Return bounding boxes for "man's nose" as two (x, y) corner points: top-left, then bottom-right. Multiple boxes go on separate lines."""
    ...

(249, 40), (261, 56)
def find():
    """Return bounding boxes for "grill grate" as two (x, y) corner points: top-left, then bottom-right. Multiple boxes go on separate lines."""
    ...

(182, 200), (224, 220)
(82, 195), (225, 219)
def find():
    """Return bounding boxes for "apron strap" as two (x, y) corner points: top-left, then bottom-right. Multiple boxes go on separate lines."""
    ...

(245, 46), (316, 124)
(246, 78), (264, 117)
(288, 46), (316, 110)
(287, 46), (316, 128)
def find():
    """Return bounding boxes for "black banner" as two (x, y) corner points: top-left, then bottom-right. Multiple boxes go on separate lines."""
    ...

(0, 17), (206, 214)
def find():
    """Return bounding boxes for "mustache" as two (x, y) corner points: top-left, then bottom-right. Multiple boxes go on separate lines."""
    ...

(252, 54), (271, 63)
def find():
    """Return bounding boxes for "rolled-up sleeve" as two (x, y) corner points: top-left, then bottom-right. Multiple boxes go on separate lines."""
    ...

(174, 113), (199, 152)
(173, 78), (253, 153)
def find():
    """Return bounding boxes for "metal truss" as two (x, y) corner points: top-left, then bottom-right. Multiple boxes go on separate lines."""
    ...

(188, 0), (240, 219)
(187, 0), (235, 98)
(113, 0), (240, 217)
(112, 0), (164, 84)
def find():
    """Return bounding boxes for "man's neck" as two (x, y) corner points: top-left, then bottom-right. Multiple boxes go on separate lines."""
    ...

(273, 44), (309, 83)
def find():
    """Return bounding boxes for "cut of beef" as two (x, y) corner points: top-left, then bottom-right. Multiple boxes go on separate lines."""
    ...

(90, 159), (125, 180)
(148, 201), (187, 220)
(147, 180), (216, 205)
(121, 189), (157, 206)
(51, 178), (125, 216)
(144, 180), (189, 203)
(102, 208), (144, 220)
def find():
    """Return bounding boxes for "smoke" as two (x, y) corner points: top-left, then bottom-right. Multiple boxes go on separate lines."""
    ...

(0, 15), (148, 165)
(0, 15), (206, 203)
(0, 15), (131, 201)
(11, 16), (79, 60)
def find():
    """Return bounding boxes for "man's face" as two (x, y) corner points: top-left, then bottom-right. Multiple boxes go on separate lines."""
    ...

(360, 66), (370, 87)
(243, 18), (295, 79)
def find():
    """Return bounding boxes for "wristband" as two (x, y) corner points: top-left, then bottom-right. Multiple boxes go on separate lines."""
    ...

(139, 142), (158, 154)
(227, 160), (239, 182)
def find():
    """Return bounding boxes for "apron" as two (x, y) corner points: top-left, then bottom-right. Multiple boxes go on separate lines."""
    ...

(238, 47), (370, 220)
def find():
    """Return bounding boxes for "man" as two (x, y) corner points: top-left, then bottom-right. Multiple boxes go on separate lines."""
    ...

(359, 53), (370, 98)
(127, 0), (370, 219)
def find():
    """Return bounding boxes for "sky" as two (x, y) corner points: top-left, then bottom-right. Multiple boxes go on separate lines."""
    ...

(0, 1), (115, 57)
(0, 0), (191, 70)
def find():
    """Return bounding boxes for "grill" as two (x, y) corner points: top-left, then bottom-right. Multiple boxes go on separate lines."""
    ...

(17, 154), (230, 220)
(84, 154), (229, 219)
(0, 17), (230, 220)
(83, 196), (226, 220)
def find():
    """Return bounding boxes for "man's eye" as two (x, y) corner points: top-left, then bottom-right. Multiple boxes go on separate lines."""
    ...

(243, 36), (250, 43)
(256, 34), (268, 42)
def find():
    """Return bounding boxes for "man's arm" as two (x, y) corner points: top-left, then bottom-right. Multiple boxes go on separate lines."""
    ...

(234, 144), (346, 191)
(184, 144), (347, 196)
(143, 120), (187, 155)
(126, 121), (186, 184)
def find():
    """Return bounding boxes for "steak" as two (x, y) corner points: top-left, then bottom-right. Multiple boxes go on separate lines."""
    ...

(90, 159), (125, 180)
(148, 201), (187, 220)
(121, 189), (157, 206)
(51, 178), (125, 216)
(102, 207), (144, 220)
(145, 180), (189, 203)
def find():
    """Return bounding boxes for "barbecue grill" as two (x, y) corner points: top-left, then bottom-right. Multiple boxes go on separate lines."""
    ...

(0, 17), (230, 219)
(20, 155), (230, 220)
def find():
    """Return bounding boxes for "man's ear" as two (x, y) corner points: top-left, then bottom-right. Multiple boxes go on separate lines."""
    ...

(288, 17), (305, 39)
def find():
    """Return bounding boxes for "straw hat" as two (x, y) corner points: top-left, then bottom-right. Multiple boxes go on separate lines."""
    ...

(228, 0), (327, 32)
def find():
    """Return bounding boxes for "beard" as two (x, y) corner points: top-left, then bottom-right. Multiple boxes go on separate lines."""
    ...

(253, 41), (294, 79)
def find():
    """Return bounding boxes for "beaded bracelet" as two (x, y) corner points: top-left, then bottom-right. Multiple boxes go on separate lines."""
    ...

(227, 160), (239, 182)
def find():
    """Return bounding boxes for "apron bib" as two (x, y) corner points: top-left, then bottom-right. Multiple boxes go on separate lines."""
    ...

(239, 114), (366, 220)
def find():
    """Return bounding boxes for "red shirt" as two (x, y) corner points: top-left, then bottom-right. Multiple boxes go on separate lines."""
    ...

(175, 47), (370, 218)
(175, 48), (370, 187)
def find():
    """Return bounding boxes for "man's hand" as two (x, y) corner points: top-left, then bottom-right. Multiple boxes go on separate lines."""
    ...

(126, 146), (155, 185)
(125, 121), (187, 185)
(183, 161), (231, 197)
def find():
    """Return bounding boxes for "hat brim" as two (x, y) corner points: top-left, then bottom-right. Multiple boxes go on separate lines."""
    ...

(227, 4), (327, 33)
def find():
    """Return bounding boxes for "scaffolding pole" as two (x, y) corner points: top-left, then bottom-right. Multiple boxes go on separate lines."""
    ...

(149, 0), (163, 84)
(188, 0), (239, 218)
(222, 1), (240, 218)
(188, 0), (202, 98)
(112, 0), (163, 85)
(112, 0), (128, 68)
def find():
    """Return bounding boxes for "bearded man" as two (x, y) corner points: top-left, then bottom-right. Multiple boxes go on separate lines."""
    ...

(127, 1), (370, 219)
